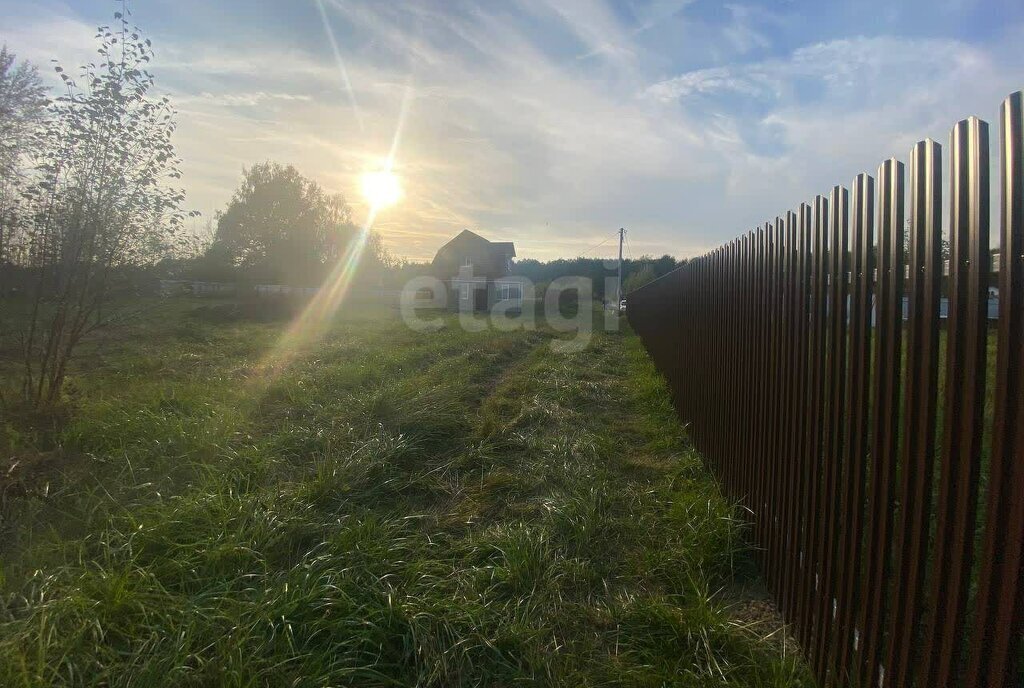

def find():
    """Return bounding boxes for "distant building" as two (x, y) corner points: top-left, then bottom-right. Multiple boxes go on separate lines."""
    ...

(158, 280), (319, 298)
(159, 279), (237, 297)
(431, 229), (525, 311)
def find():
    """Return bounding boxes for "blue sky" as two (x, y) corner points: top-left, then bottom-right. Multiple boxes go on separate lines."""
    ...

(2, 0), (1022, 260)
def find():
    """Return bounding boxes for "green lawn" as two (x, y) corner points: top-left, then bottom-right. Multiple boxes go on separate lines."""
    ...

(0, 299), (811, 687)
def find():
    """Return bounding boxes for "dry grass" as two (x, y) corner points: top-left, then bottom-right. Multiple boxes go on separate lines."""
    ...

(0, 298), (813, 687)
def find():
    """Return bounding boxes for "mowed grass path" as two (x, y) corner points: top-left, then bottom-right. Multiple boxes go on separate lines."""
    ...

(0, 301), (811, 687)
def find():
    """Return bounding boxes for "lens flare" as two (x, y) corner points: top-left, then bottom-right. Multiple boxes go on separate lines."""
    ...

(251, 79), (414, 387)
(361, 170), (401, 209)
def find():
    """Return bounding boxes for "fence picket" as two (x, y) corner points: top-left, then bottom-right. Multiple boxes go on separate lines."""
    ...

(787, 212), (805, 622)
(964, 89), (1024, 688)
(922, 116), (991, 688)
(800, 197), (829, 651)
(833, 173), (876, 684)
(883, 139), (942, 688)
(793, 204), (815, 635)
(752, 227), (767, 550)
(814, 185), (850, 678)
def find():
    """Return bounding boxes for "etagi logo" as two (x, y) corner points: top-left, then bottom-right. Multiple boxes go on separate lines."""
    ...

(399, 261), (624, 352)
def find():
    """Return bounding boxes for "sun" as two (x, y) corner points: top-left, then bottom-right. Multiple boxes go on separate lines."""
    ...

(361, 170), (402, 209)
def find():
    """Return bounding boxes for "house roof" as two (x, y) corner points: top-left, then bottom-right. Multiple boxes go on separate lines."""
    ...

(491, 241), (516, 257)
(433, 230), (516, 260)
(435, 229), (482, 254)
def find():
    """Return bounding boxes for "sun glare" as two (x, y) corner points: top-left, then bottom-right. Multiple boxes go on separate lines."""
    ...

(361, 170), (401, 209)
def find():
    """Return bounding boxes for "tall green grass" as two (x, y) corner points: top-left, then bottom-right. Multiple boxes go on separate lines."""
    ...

(0, 301), (811, 686)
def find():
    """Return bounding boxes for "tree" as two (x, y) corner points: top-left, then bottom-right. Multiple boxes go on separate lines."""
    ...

(514, 254), (681, 299)
(903, 218), (950, 260)
(9, 9), (190, 409)
(0, 44), (46, 161)
(210, 162), (363, 286)
(0, 45), (47, 280)
(624, 263), (658, 294)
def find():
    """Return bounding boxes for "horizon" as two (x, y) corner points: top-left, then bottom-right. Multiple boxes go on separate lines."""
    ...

(2, 0), (1022, 262)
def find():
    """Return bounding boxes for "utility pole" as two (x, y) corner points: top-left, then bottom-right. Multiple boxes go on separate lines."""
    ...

(616, 227), (626, 310)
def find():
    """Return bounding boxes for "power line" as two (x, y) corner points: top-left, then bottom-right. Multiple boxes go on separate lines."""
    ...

(577, 231), (620, 257)
(627, 232), (653, 267)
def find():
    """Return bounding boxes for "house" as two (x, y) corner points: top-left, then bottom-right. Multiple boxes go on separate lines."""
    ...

(431, 229), (525, 311)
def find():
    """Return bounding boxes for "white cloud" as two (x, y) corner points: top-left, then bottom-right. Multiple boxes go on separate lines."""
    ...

(175, 92), (314, 107)
(644, 65), (778, 100)
(644, 30), (1024, 237)
(721, 4), (773, 54)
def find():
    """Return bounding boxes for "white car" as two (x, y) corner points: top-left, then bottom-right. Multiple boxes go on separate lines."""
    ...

(619, 299), (627, 312)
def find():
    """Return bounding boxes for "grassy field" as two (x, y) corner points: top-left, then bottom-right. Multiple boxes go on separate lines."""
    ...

(0, 298), (811, 687)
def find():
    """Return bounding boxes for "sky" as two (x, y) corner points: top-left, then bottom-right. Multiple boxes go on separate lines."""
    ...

(1, 0), (1022, 262)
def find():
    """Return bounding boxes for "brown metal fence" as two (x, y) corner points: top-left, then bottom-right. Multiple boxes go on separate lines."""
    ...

(627, 90), (1024, 688)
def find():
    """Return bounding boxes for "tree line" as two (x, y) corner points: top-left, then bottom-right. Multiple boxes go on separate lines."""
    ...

(514, 255), (682, 300)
